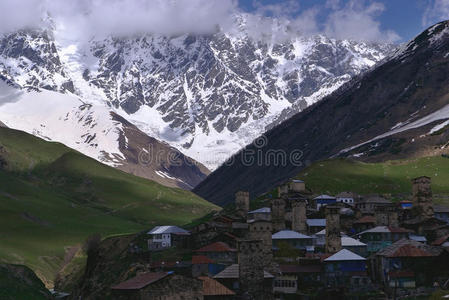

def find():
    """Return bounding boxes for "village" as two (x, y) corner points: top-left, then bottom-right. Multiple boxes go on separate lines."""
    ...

(110, 177), (449, 300)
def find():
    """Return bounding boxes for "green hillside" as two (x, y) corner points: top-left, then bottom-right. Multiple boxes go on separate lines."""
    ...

(296, 156), (449, 202)
(0, 127), (218, 286)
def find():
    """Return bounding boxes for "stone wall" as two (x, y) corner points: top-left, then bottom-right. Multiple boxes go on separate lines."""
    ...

(325, 206), (342, 254)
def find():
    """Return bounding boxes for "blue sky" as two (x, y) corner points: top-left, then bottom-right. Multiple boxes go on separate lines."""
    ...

(238, 0), (449, 42)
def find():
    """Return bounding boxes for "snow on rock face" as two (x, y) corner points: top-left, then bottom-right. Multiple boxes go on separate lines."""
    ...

(0, 22), (395, 170)
(0, 82), (124, 166)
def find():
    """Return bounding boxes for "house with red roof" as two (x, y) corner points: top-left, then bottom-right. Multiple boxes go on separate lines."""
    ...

(371, 239), (444, 288)
(111, 271), (202, 299)
(195, 242), (237, 264)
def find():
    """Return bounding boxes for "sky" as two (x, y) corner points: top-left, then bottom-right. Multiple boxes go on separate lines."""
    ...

(0, 0), (449, 44)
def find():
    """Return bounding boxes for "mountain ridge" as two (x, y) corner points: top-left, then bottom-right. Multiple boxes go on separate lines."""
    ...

(193, 20), (449, 206)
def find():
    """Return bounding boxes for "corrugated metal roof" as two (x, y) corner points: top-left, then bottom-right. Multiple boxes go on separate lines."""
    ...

(199, 276), (235, 296)
(307, 219), (326, 227)
(111, 272), (172, 290)
(148, 225), (189, 235)
(248, 207), (271, 214)
(272, 230), (312, 240)
(313, 229), (346, 236)
(213, 264), (274, 279)
(324, 249), (366, 262)
(195, 242), (236, 253)
(292, 179), (304, 183)
(409, 234), (427, 243)
(377, 239), (442, 257)
(341, 236), (366, 247)
(358, 226), (411, 235)
(314, 195), (336, 200)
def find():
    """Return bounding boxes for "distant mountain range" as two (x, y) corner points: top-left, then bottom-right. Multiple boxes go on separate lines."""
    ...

(194, 21), (449, 206)
(0, 14), (394, 180)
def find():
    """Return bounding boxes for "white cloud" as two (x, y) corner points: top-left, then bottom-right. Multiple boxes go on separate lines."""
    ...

(324, 0), (400, 43)
(422, 0), (449, 27)
(0, 0), (399, 44)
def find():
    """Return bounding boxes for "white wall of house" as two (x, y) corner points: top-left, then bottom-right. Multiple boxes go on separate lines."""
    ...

(152, 233), (172, 248)
(337, 197), (354, 205)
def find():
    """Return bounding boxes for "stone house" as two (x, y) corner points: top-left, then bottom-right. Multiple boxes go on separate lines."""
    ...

(306, 219), (326, 235)
(352, 215), (376, 233)
(247, 207), (271, 221)
(435, 205), (449, 223)
(355, 226), (412, 254)
(111, 271), (203, 300)
(336, 192), (358, 206)
(275, 263), (322, 295)
(272, 230), (314, 252)
(371, 239), (444, 288)
(195, 242), (237, 265)
(355, 195), (392, 215)
(213, 264), (274, 297)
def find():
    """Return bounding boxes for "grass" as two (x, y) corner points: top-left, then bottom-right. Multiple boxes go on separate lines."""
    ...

(296, 156), (449, 203)
(0, 264), (51, 300)
(0, 127), (218, 287)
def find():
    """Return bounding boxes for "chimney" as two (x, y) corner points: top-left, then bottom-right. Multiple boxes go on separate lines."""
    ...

(325, 206), (342, 253)
(292, 199), (307, 234)
(235, 191), (250, 218)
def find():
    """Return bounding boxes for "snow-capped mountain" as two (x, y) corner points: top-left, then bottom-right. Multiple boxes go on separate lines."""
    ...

(0, 16), (395, 171)
(194, 20), (449, 206)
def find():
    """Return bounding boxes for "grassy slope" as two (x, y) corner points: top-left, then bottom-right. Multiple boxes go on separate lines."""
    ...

(296, 156), (449, 202)
(0, 127), (218, 286)
(0, 264), (51, 300)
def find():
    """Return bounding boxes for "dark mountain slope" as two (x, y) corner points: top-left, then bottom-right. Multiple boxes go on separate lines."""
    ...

(194, 21), (449, 206)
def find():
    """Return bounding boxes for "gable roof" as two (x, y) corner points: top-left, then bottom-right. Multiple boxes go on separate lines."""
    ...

(432, 234), (449, 246)
(341, 236), (366, 247)
(307, 219), (326, 227)
(272, 230), (312, 240)
(314, 195), (336, 200)
(213, 264), (274, 279)
(195, 242), (236, 253)
(358, 226), (412, 235)
(111, 272), (172, 290)
(192, 255), (215, 264)
(377, 239), (441, 257)
(148, 226), (189, 235)
(199, 276), (235, 296)
(248, 207), (271, 214)
(324, 249), (366, 262)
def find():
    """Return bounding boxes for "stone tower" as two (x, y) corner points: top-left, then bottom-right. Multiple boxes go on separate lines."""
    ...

(325, 206), (342, 254)
(289, 179), (305, 193)
(248, 220), (273, 267)
(271, 198), (286, 232)
(278, 183), (289, 197)
(292, 199), (307, 234)
(412, 176), (434, 219)
(238, 240), (265, 299)
(235, 191), (250, 218)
